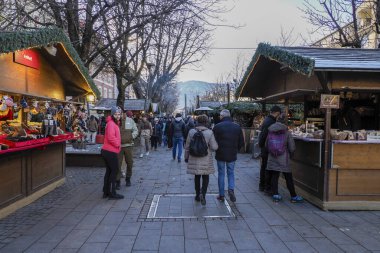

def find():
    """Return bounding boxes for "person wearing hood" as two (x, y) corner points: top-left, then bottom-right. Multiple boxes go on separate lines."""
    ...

(213, 109), (244, 202)
(185, 115), (218, 205)
(170, 113), (186, 162)
(185, 116), (195, 143)
(101, 106), (124, 199)
(265, 113), (303, 203)
(258, 105), (281, 193)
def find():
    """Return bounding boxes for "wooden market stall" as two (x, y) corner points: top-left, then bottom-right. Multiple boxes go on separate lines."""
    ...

(0, 28), (98, 217)
(237, 43), (380, 210)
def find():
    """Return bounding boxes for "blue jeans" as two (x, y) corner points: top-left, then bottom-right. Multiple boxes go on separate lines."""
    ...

(217, 160), (235, 196)
(172, 137), (184, 160)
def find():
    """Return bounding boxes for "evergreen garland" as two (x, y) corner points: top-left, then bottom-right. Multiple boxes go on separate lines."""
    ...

(236, 43), (315, 98)
(0, 28), (100, 98)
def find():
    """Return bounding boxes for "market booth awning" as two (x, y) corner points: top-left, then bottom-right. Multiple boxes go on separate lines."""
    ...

(236, 43), (380, 211)
(237, 43), (380, 101)
(94, 98), (148, 112)
(0, 28), (99, 99)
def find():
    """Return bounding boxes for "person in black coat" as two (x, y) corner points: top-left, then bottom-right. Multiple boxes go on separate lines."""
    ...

(258, 105), (281, 192)
(213, 109), (244, 203)
(151, 117), (162, 150)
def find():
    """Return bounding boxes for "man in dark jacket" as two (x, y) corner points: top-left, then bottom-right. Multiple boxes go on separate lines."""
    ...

(170, 113), (186, 162)
(258, 105), (281, 192)
(213, 109), (244, 202)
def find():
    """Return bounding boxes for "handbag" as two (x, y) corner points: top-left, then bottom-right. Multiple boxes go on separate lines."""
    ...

(95, 118), (104, 144)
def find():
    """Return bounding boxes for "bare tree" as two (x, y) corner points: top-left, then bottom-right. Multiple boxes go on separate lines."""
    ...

(301, 0), (379, 48)
(276, 26), (299, 46)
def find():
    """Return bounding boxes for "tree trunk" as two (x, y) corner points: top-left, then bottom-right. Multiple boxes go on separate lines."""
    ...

(116, 75), (125, 109)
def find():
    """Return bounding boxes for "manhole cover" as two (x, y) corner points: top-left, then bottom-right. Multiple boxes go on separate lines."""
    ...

(147, 194), (235, 219)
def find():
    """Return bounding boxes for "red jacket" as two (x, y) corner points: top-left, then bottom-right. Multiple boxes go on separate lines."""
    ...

(102, 116), (121, 153)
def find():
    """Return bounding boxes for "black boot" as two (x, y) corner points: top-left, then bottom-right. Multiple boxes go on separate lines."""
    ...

(109, 192), (124, 200)
(116, 180), (121, 190)
(200, 188), (206, 205)
(125, 177), (131, 187)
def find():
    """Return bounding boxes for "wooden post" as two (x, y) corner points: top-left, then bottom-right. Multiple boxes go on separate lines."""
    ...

(323, 108), (331, 203)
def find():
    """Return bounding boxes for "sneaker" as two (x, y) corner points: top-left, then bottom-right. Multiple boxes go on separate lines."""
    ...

(195, 195), (200, 202)
(200, 194), (206, 205)
(228, 189), (236, 202)
(291, 196), (304, 203)
(140, 153), (144, 158)
(272, 194), (282, 202)
(125, 177), (131, 187)
(217, 195), (225, 202)
(109, 193), (124, 200)
(146, 151), (150, 156)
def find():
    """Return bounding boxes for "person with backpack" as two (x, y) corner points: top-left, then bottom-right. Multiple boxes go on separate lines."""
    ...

(265, 113), (303, 203)
(151, 117), (162, 151)
(184, 116), (195, 144)
(258, 105), (282, 193)
(185, 115), (218, 205)
(213, 109), (244, 202)
(170, 113), (186, 162)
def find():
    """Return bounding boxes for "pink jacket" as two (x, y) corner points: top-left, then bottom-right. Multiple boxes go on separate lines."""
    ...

(102, 116), (121, 153)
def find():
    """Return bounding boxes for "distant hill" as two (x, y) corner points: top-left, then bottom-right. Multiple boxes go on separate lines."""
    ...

(177, 80), (214, 109)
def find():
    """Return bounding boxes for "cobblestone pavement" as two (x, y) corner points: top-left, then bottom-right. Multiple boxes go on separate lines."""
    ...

(1, 147), (380, 252)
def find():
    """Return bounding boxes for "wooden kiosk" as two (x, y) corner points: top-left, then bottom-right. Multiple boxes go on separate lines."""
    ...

(0, 29), (98, 218)
(238, 43), (380, 210)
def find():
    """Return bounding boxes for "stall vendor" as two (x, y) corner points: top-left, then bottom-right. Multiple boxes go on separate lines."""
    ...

(336, 100), (363, 131)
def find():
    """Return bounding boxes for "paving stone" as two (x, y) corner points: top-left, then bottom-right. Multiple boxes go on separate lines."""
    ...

(205, 220), (232, 242)
(57, 211), (87, 226)
(51, 249), (78, 253)
(87, 225), (118, 243)
(284, 241), (317, 253)
(230, 229), (261, 250)
(341, 227), (380, 251)
(78, 242), (108, 253)
(105, 235), (135, 253)
(272, 225), (304, 242)
(210, 241), (238, 253)
(133, 229), (161, 251)
(318, 226), (357, 245)
(159, 235), (184, 253)
(234, 203), (261, 218)
(184, 221), (207, 239)
(45, 208), (72, 220)
(38, 225), (74, 243)
(0, 235), (39, 253)
(305, 237), (344, 253)
(75, 214), (105, 230)
(115, 222), (141, 236)
(24, 242), (57, 253)
(245, 218), (271, 233)
(291, 225), (324, 238)
(162, 221), (184, 236)
(185, 239), (211, 253)
(100, 211), (125, 226)
(337, 244), (370, 253)
(56, 229), (93, 249)
(141, 221), (162, 230)
(254, 232), (291, 253)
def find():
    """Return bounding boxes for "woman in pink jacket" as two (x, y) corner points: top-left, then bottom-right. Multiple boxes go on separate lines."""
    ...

(102, 106), (123, 199)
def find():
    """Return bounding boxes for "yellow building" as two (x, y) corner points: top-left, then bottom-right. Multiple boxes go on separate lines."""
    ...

(312, 1), (379, 48)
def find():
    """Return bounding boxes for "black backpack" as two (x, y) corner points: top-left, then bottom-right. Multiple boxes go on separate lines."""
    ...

(189, 129), (208, 157)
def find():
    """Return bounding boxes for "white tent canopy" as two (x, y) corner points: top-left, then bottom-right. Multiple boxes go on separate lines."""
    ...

(194, 106), (213, 111)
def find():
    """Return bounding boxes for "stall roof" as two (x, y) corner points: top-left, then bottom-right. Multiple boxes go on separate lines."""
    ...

(0, 28), (99, 98)
(237, 43), (380, 98)
(95, 98), (148, 111)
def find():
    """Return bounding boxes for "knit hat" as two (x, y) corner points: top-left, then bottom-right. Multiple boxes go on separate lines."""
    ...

(126, 110), (133, 117)
(270, 105), (282, 113)
(175, 113), (182, 118)
(111, 106), (122, 115)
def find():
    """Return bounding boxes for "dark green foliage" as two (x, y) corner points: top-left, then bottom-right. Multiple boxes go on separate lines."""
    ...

(235, 43), (315, 98)
(0, 28), (100, 97)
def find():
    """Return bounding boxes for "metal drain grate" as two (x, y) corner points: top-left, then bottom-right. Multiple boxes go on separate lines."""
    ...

(147, 194), (235, 219)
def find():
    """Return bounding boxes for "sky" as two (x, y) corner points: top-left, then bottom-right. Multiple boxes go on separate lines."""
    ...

(177, 0), (317, 83)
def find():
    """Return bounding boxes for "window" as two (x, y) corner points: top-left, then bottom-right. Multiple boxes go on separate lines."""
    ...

(108, 89), (113, 99)
(103, 87), (108, 98)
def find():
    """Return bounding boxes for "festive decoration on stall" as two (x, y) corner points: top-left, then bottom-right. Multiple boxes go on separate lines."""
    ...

(236, 43), (315, 98)
(0, 28), (100, 98)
